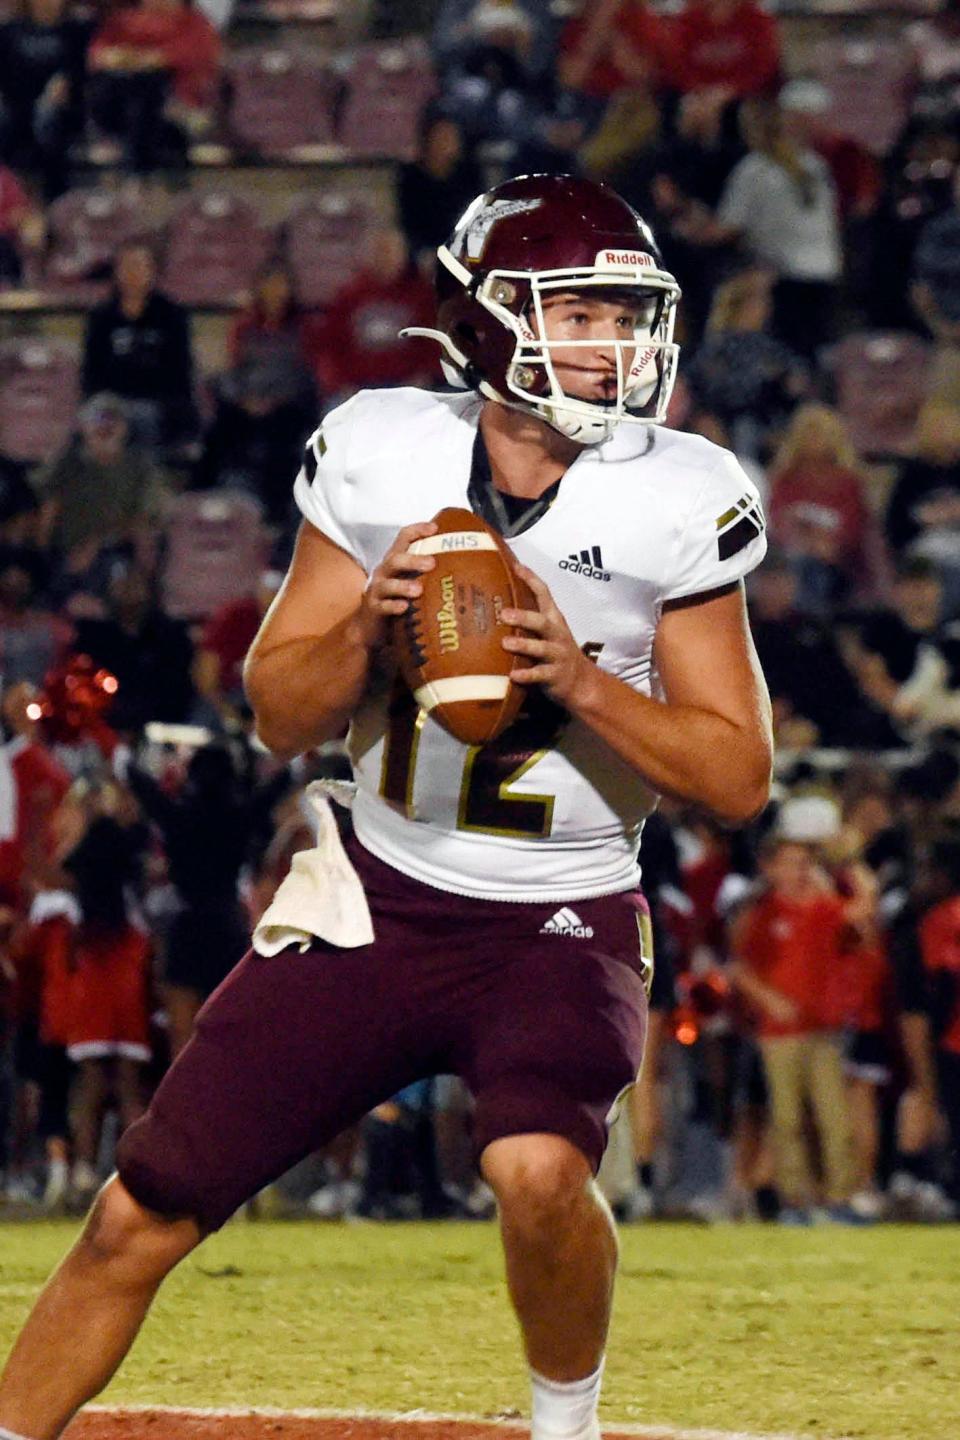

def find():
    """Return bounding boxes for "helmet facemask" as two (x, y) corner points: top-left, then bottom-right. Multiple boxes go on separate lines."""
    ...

(489, 269), (679, 444)
(426, 248), (680, 445)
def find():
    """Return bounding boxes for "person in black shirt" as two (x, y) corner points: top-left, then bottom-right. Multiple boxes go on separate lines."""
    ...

(396, 107), (484, 270)
(747, 548), (899, 748)
(125, 741), (290, 1056)
(71, 565), (194, 731)
(885, 398), (960, 617)
(0, 455), (39, 545)
(843, 557), (960, 740)
(81, 240), (196, 453)
(0, 0), (89, 199)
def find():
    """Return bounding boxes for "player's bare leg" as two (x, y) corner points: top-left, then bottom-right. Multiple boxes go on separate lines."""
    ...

(0, 1176), (200, 1440)
(483, 1133), (616, 1438)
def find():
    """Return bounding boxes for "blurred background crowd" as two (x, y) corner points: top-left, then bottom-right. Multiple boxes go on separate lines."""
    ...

(1, 0), (960, 1228)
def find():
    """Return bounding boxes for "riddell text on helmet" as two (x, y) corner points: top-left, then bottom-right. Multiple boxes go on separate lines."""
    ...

(596, 250), (655, 267)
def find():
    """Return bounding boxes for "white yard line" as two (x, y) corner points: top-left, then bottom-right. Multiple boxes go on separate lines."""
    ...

(88, 1404), (822, 1440)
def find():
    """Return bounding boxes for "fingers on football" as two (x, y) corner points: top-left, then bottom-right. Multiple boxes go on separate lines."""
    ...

(500, 606), (545, 632)
(385, 551), (434, 576)
(502, 635), (549, 658)
(396, 521), (438, 544)
(509, 663), (552, 685)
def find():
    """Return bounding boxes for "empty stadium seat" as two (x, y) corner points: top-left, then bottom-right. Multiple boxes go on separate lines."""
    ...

(0, 339), (79, 463)
(812, 39), (914, 155)
(284, 192), (369, 308)
(161, 193), (273, 307)
(337, 39), (436, 159)
(226, 49), (339, 157)
(160, 491), (271, 619)
(43, 188), (147, 304)
(827, 331), (931, 457)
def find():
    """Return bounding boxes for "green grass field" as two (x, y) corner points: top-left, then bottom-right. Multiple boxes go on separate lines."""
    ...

(1, 1219), (958, 1439)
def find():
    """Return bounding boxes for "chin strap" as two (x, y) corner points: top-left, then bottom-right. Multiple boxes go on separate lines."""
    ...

(400, 326), (469, 373)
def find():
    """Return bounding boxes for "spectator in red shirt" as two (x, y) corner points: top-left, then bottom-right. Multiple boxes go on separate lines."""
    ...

(663, 0), (780, 105)
(918, 834), (960, 1202)
(88, 0), (221, 174)
(312, 226), (438, 403)
(53, 813), (151, 1207)
(557, 0), (666, 104)
(838, 920), (895, 1218)
(193, 569), (282, 727)
(730, 831), (874, 1220)
(0, 163), (44, 286)
(768, 403), (887, 610)
(0, 682), (72, 910)
(556, 0), (669, 180)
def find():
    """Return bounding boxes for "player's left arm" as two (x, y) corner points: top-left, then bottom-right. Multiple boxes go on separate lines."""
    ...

(502, 574), (772, 827)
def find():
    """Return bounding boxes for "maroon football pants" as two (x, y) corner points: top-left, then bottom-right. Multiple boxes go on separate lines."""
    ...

(117, 840), (650, 1231)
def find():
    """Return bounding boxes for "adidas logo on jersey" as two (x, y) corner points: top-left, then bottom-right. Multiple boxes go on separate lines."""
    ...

(540, 907), (595, 939)
(559, 545), (611, 582)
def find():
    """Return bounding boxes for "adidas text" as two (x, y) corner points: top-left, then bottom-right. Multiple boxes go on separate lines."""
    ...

(559, 545), (611, 582)
(540, 907), (595, 939)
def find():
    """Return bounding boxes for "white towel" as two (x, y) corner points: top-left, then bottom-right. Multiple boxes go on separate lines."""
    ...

(252, 781), (374, 955)
(0, 736), (28, 844)
(29, 890), (83, 926)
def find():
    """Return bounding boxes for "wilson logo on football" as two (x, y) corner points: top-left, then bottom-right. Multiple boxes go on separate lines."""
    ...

(437, 574), (460, 653)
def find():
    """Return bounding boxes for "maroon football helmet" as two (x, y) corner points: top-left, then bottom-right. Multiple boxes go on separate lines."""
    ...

(405, 173), (681, 444)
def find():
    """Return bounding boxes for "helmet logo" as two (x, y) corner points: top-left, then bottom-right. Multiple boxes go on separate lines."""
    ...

(595, 249), (655, 269)
(459, 198), (544, 263)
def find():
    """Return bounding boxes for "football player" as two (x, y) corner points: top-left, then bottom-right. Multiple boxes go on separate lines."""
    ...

(0, 175), (772, 1440)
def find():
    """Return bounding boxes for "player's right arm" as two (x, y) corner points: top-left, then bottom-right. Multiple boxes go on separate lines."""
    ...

(243, 519), (436, 760)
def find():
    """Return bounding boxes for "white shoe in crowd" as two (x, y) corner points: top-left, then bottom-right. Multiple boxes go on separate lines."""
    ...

(69, 1161), (100, 1207)
(2, 1175), (37, 1206)
(616, 1184), (655, 1222)
(42, 1158), (70, 1212)
(306, 1179), (361, 1218)
(848, 1189), (887, 1222)
(888, 1172), (956, 1222)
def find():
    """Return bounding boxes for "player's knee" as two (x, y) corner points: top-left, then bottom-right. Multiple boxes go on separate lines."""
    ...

(484, 1135), (592, 1236)
(76, 1176), (201, 1279)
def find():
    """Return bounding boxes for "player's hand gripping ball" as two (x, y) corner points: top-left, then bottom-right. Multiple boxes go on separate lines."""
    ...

(392, 508), (537, 746)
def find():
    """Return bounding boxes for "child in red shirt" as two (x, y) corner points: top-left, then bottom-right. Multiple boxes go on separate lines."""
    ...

(732, 834), (874, 1220)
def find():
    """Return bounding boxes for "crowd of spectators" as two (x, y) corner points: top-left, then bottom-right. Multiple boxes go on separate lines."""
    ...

(0, 0), (959, 1224)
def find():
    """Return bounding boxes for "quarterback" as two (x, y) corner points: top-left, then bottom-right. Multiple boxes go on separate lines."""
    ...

(0, 176), (771, 1440)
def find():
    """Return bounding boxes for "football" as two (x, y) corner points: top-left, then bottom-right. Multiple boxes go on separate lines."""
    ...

(392, 507), (536, 746)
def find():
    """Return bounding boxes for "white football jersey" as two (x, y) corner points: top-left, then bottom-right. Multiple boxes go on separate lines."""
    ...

(294, 387), (766, 901)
